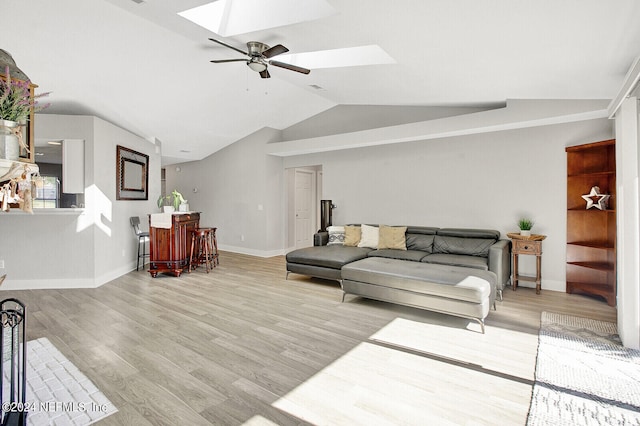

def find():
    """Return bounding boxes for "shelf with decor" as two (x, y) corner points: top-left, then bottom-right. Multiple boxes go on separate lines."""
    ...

(0, 73), (36, 165)
(568, 208), (615, 212)
(565, 139), (616, 306)
(1, 49), (43, 213)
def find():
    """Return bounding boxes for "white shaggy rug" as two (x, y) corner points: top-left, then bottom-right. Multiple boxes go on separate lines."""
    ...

(527, 312), (640, 425)
(2, 337), (117, 426)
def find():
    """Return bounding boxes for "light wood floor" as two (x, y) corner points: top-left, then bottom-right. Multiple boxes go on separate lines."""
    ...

(2, 252), (616, 425)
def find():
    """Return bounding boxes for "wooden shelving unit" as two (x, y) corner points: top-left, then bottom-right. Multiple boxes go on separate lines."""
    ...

(565, 139), (616, 306)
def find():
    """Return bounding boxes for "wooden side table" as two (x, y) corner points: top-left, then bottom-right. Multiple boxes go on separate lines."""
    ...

(507, 233), (547, 294)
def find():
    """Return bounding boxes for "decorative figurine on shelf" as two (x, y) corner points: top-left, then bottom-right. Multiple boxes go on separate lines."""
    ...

(518, 218), (534, 237)
(581, 186), (610, 210)
(0, 164), (39, 213)
(1, 50), (49, 215)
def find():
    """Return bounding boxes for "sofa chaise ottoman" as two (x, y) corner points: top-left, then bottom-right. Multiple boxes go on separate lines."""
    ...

(285, 245), (372, 281)
(341, 257), (497, 333)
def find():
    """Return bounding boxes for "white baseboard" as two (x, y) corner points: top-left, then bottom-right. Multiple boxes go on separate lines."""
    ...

(515, 278), (566, 292)
(0, 277), (99, 290)
(95, 262), (139, 287)
(0, 262), (141, 291)
(218, 244), (286, 258)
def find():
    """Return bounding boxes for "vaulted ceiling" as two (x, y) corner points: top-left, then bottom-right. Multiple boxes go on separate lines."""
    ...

(4, 0), (640, 165)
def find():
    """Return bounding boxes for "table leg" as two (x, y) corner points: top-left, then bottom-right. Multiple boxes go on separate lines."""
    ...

(189, 236), (196, 272)
(512, 252), (518, 291)
(536, 254), (542, 294)
(214, 236), (219, 265)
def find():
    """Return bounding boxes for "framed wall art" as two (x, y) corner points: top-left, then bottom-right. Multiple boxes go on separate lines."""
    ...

(116, 145), (149, 200)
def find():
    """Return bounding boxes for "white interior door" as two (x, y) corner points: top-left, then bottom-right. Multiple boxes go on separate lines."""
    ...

(295, 169), (314, 248)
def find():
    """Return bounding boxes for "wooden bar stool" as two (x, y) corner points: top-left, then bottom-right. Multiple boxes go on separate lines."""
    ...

(209, 227), (219, 266)
(189, 228), (214, 273)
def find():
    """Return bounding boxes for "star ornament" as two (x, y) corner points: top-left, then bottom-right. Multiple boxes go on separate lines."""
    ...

(582, 186), (610, 210)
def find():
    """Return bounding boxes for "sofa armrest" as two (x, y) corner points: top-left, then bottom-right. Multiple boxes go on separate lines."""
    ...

(488, 239), (511, 290)
(314, 231), (329, 246)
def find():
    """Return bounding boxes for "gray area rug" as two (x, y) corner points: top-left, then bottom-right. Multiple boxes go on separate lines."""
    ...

(527, 312), (640, 425)
(2, 337), (117, 425)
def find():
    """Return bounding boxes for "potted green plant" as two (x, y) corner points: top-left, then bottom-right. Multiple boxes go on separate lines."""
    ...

(0, 65), (49, 160)
(518, 218), (534, 237)
(157, 190), (186, 213)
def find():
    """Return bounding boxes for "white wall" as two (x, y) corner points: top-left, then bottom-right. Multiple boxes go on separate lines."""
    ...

(92, 117), (161, 283)
(166, 127), (285, 257)
(0, 114), (160, 289)
(615, 96), (640, 348)
(0, 115), (95, 288)
(284, 119), (613, 292)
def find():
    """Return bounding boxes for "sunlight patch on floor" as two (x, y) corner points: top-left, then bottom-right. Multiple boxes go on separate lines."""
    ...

(370, 317), (539, 380)
(266, 318), (535, 425)
(242, 415), (280, 425)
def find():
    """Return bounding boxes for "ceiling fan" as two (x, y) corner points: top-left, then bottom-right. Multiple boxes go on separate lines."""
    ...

(208, 37), (310, 79)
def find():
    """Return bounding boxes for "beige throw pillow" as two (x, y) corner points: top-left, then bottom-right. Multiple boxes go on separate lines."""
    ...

(358, 224), (379, 248)
(344, 225), (361, 246)
(378, 225), (408, 250)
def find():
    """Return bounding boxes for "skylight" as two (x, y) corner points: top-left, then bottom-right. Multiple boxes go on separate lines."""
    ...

(277, 45), (396, 69)
(178, 0), (335, 37)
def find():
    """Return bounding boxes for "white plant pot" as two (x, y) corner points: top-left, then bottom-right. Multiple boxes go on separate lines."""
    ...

(0, 120), (20, 161)
(163, 206), (175, 213)
(520, 230), (531, 237)
(179, 203), (189, 212)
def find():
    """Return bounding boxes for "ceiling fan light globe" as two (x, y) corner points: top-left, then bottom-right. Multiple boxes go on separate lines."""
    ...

(247, 61), (267, 72)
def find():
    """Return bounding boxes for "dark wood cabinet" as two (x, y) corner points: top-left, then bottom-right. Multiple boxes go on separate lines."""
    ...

(565, 140), (616, 306)
(148, 212), (200, 277)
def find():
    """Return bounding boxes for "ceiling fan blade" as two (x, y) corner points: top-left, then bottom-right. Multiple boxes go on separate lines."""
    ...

(208, 37), (248, 56)
(259, 69), (271, 79)
(210, 59), (249, 63)
(269, 60), (311, 75)
(262, 44), (289, 59)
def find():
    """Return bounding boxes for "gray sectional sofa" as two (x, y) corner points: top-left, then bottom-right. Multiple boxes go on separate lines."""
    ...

(286, 226), (511, 333)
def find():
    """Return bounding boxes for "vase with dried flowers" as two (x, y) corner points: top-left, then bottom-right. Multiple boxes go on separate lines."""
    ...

(0, 65), (50, 160)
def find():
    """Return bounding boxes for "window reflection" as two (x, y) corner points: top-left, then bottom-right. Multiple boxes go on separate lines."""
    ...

(33, 176), (59, 208)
